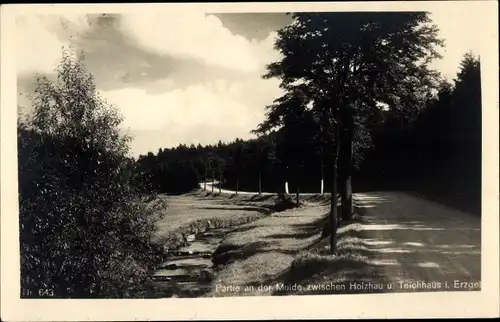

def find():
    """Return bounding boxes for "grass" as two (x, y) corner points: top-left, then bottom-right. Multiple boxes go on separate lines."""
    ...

(205, 201), (389, 297)
(132, 190), (302, 298)
(142, 190), (376, 298)
(153, 212), (267, 253)
(149, 190), (301, 260)
(205, 200), (327, 297)
(271, 222), (389, 295)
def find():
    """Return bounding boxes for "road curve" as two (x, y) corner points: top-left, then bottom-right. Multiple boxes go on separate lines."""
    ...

(201, 181), (330, 196)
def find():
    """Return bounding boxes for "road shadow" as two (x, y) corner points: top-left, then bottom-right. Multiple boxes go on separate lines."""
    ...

(345, 192), (481, 284)
(250, 192), (480, 295)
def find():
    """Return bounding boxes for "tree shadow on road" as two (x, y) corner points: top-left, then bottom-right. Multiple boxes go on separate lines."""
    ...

(257, 192), (480, 296)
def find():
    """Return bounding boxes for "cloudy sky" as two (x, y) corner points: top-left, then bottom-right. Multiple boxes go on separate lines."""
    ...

(16, 10), (483, 157)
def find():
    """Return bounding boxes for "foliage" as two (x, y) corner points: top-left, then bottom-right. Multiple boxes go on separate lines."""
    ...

(258, 12), (443, 167)
(134, 52), (481, 216)
(356, 53), (482, 214)
(18, 51), (161, 298)
(136, 149), (200, 195)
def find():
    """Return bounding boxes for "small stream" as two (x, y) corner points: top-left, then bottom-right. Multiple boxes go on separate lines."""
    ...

(145, 227), (234, 298)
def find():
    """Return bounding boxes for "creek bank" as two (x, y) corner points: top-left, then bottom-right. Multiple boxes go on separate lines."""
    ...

(138, 192), (302, 298)
(143, 227), (238, 298)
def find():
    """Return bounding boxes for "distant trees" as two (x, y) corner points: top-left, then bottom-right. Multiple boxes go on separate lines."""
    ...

(228, 138), (244, 194)
(136, 147), (200, 195)
(18, 51), (161, 298)
(136, 137), (279, 195)
(132, 50), (479, 225)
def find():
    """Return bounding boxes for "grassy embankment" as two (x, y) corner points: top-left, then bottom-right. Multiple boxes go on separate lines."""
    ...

(149, 190), (299, 256)
(129, 190), (300, 298)
(206, 196), (387, 296)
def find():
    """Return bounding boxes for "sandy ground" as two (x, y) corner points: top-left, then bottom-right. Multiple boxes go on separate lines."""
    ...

(355, 191), (481, 292)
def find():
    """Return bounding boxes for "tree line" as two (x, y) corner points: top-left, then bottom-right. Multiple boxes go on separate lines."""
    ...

(136, 52), (480, 214)
(136, 12), (482, 253)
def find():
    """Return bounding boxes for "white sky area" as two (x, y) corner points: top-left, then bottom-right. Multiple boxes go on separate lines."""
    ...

(15, 10), (483, 157)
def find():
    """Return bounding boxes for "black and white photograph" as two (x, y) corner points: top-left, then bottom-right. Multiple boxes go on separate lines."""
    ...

(1, 1), (498, 320)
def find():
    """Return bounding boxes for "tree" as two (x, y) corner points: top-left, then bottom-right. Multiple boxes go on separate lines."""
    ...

(18, 50), (161, 298)
(253, 136), (270, 194)
(228, 139), (245, 194)
(255, 90), (320, 196)
(216, 157), (227, 194)
(258, 12), (443, 253)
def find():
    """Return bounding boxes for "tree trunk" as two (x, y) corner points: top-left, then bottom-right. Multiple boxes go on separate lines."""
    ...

(204, 162), (208, 191)
(339, 127), (354, 221)
(296, 187), (300, 207)
(211, 170), (215, 193)
(236, 176), (239, 195)
(320, 158), (324, 195)
(296, 164), (301, 206)
(340, 175), (353, 220)
(258, 171), (262, 195)
(330, 123), (340, 254)
(219, 175), (222, 194)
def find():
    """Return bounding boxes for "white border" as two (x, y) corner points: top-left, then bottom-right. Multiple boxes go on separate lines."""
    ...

(1, 1), (499, 320)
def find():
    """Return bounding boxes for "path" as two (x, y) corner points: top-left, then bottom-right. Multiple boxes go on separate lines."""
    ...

(355, 191), (481, 291)
(201, 181), (328, 196)
(201, 181), (270, 195)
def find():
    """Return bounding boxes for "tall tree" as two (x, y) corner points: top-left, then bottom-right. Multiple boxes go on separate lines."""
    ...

(19, 50), (160, 297)
(258, 12), (443, 253)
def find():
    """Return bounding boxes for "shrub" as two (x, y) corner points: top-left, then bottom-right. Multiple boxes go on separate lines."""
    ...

(18, 50), (161, 298)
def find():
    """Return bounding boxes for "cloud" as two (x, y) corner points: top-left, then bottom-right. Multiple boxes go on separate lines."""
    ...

(102, 74), (282, 156)
(15, 10), (482, 157)
(15, 12), (284, 156)
(213, 13), (293, 42)
(429, 9), (484, 81)
(15, 15), (70, 75)
(120, 12), (274, 74)
(105, 13), (283, 156)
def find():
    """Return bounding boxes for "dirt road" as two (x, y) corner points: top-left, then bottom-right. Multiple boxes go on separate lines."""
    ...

(355, 191), (481, 292)
(202, 181), (330, 196)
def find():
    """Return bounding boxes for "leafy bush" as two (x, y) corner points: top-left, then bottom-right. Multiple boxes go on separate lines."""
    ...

(18, 51), (162, 298)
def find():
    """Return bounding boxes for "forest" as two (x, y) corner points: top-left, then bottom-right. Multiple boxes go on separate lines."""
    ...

(135, 53), (481, 216)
